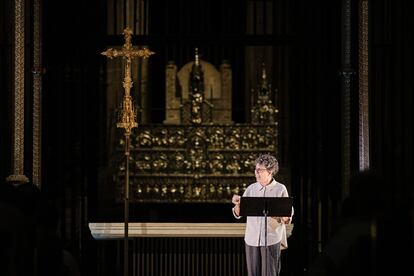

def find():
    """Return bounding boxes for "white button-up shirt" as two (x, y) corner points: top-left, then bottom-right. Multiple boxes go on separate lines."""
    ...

(233, 179), (293, 248)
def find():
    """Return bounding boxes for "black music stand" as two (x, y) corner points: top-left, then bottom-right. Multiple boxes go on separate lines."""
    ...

(240, 196), (293, 275)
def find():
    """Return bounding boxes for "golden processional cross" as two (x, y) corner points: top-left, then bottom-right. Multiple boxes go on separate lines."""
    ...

(101, 27), (154, 276)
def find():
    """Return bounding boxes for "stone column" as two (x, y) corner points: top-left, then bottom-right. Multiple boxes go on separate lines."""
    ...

(32, 0), (43, 187)
(358, 0), (370, 171)
(7, 0), (29, 185)
(339, 0), (355, 198)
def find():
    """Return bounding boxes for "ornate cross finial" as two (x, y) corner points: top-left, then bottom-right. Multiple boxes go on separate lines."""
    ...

(101, 27), (155, 135)
(101, 27), (154, 60)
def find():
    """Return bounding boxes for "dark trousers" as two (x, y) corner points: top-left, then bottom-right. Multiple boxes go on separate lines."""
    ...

(245, 243), (281, 276)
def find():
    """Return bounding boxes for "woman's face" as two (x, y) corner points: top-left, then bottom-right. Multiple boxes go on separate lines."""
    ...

(255, 164), (273, 185)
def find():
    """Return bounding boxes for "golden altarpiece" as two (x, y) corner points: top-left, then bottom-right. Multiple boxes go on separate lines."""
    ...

(109, 49), (279, 203)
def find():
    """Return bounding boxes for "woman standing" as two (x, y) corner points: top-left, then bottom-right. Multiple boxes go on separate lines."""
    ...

(232, 154), (293, 276)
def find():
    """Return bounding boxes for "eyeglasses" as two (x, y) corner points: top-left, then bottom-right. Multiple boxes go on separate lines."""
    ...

(255, 168), (268, 174)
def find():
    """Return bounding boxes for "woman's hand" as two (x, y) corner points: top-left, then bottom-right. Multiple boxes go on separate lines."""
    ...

(272, 217), (291, 224)
(232, 195), (241, 217)
(281, 217), (291, 224)
(232, 194), (241, 205)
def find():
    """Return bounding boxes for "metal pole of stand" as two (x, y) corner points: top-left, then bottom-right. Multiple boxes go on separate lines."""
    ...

(264, 209), (268, 276)
(124, 134), (130, 276)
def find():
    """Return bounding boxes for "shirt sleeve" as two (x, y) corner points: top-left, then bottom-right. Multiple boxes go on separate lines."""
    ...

(232, 184), (252, 219)
(232, 206), (242, 219)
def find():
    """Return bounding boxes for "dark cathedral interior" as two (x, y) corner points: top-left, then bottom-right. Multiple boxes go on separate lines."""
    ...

(1, 0), (414, 275)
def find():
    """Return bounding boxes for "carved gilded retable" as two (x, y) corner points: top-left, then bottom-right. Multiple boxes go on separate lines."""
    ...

(113, 123), (278, 203)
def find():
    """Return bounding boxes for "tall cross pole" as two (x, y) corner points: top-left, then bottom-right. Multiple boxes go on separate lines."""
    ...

(101, 27), (154, 276)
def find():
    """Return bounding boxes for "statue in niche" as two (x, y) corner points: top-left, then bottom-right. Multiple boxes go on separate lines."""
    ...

(165, 48), (233, 124)
(189, 48), (205, 94)
(188, 49), (206, 124)
(251, 63), (279, 124)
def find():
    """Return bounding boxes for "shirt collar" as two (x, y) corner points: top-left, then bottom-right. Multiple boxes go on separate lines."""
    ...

(257, 178), (277, 191)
